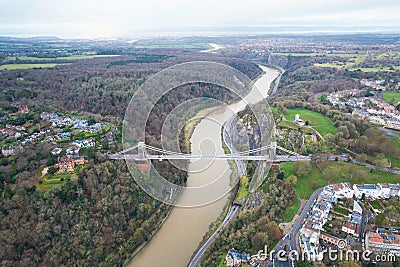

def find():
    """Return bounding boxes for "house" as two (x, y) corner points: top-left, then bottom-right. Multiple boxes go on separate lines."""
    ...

(378, 183), (391, 198)
(66, 147), (80, 156)
(11, 102), (29, 113)
(294, 114), (305, 126)
(342, 221), (358, 236)
(353, 200), (363, 214)
(74, 157), (87, 166)
(59, 132), (71, 140)
(353, 184), (382, 199)
(55, 157), (75, 173)
(72, 138), (95, 148)
(320, 233), (349, 249)
(1, 145), (23, 156)
(300, 235), (320, 261)
(328, 183), (354, 199)
(51, 147), (63, 155)
(389, 184), (400, 197)
(106, 133), (114, 142)
(366, 231), (400, 256)
(225, 249), (250, 266)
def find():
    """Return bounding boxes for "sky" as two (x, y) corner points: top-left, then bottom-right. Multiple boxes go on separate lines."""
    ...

(0, 0), (399, 38)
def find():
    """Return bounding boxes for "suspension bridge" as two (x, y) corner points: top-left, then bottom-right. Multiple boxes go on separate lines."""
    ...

(109, 141), (311, 162)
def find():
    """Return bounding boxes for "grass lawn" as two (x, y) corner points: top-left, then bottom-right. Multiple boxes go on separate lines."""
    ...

(371, 201), (382, 210)
(70, 124), (111, 141)
(218, 253), (226, 267)
(282, 194), (301, 222)
(333, 206), (349, 216)
(281, 161), (400, 199)
(37, 179), (64, 190)
(0, 63), (68, 70)
(283, 109), (337, 137)
(45, 173), (73, 180)
(281, 162), (326, 199)
(278, 120), (314, 134)
(382, 92), (400, 104)
(235, 176), (250, 200)
(38, 173), (74, 190)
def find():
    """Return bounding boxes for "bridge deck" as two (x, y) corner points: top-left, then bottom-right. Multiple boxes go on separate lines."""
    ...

(109, 154), (311, 162)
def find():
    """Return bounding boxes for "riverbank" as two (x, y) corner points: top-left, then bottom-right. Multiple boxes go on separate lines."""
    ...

(123, 204), (173, 266)
(188, 65), (283, 266)
(128, 65), (280, 267)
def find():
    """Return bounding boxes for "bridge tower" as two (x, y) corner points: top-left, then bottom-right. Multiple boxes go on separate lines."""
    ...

(270, 141), (277, 159)
(137, 142), (147, 160)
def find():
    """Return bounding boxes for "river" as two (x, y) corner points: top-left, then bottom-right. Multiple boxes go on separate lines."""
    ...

(128, 65), (280, 267)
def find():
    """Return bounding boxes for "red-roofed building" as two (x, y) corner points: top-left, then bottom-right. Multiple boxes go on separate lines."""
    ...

(56, 157), (75, 173)
(366, 231), (400, 256)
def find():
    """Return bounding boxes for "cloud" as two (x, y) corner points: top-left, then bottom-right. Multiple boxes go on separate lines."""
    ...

(0, 0), (399, 37)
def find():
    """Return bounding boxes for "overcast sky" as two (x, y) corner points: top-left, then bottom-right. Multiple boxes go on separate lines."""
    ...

(0, 0), (399, 38)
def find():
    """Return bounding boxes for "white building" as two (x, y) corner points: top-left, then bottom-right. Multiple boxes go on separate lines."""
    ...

(1, 145), (23, 156)
(327, 183), (354, 199)
(353, 184), (382, 199)
(294, 114), (305, 126)
(51, 147), (62, 155)
(389, 184), (400, 197)
(378, 183), (391, 198)
(342, 222), (357, 236)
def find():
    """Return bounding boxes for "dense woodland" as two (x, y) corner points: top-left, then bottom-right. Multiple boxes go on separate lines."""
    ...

(200, 170), (297, 266)
(0, 43), (262, 266)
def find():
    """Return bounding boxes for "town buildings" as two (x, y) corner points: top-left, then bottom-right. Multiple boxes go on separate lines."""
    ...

(366, 230), (400, 256)
(353, 183), (400, 199)
(225, 249), (251, 266)
(298, 183), (400, 261)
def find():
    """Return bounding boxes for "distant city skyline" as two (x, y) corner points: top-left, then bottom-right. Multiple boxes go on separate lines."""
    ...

(0, 0), (399, 38)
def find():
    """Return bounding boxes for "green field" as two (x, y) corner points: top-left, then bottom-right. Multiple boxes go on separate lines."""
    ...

(312, 52), (400, 72)
(280, 162), (327, 199)
(281, 161), (400, 199)
(383, 92), (400, 105)
(37, 179), (64, 190)
(278, 120), (315, 134)
(0, 63), (68, 70)
(283, 109), (337, 136)
(5, 54), (118, 61)
(38, 174), (71, 190)
(235, 176), (250, 200)
(314, 54), (367, 70)
(274, 51), (400, 72)
(282, 194), (301, 222)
